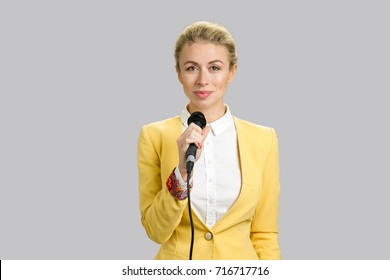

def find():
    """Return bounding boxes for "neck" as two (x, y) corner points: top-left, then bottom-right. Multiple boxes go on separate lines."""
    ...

(187, 103), (227, 123)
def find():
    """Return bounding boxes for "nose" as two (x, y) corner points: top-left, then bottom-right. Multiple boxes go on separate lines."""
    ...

(196, 70), (209, 87)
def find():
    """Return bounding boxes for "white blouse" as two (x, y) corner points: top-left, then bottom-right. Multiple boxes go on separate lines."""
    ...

(175, 106), (242, 228)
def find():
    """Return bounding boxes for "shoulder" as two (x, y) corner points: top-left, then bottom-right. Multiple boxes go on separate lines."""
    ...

(233, 117), (279, 167)
(233, 117), (276, 136)
(138, 116), (183, 160)
(138, 116), (183, 148)
(233, 116), (278, 151)
(141, 116), (181, 134)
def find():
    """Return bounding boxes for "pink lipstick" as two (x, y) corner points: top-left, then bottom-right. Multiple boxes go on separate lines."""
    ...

(194, 90), (212, 99)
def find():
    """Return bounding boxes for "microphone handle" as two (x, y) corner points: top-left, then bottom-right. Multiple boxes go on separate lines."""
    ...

(186, 143), (197, 173)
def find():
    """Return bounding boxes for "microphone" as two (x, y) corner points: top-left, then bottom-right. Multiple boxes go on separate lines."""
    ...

(186, 111), (207, 173)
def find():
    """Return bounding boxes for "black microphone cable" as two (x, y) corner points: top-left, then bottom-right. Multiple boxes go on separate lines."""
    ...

(187, 168), (194, 260)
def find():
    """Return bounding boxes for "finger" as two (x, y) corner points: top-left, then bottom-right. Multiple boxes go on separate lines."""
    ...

(188, 123), (203, 132)
(182, 124), (208, 149)
(186, 136), (203, 149)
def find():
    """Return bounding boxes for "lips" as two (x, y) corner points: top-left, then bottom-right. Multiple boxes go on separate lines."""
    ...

(194, 90), (212, 99)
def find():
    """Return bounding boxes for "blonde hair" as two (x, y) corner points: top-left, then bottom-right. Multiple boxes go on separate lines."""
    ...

(175, 21), (237, 70)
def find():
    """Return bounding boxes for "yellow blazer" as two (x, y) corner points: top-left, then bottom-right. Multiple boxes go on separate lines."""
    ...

(137, 116), (281, 260)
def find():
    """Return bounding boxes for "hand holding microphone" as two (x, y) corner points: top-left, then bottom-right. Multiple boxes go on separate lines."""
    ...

(177, 112), (210, 179)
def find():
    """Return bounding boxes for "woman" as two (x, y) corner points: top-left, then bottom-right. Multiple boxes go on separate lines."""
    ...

(138, 21), (281, 260)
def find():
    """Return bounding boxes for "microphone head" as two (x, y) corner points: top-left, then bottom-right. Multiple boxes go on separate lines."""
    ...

(187, 111), (207, 129)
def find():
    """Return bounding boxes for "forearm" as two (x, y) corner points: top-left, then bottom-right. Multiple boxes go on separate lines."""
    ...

(140, 184), (187, 244)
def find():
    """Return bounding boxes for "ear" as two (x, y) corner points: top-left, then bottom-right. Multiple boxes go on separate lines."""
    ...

(176, 65), (183, 84)
(228, 64), (237, 83)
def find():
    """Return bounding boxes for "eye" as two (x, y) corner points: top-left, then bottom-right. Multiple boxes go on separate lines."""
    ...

(210, 65), (221, 71)
(185, 66), (197, 72)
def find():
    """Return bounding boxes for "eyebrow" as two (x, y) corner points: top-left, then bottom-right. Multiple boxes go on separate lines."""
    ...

(184, 60), (224, 65)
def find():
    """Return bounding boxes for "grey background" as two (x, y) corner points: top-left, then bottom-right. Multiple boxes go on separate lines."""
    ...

(1, 0), (389, 259)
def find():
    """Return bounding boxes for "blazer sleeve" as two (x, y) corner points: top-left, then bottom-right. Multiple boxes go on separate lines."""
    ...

(250, 128), (282, 259)
(137, 124), (187, 244)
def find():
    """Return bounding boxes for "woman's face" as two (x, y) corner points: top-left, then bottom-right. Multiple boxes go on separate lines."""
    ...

(177, 42), (236, 116)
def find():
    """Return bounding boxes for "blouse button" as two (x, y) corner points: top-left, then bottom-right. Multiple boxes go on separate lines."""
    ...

(204, 232), (213, 241)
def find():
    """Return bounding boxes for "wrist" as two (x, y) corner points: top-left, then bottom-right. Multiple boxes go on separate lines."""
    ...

(166, 168), (193, 200)
(178, 164), (188, 180)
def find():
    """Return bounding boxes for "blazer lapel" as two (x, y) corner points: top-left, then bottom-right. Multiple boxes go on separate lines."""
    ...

(212, 118), (255, 233)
